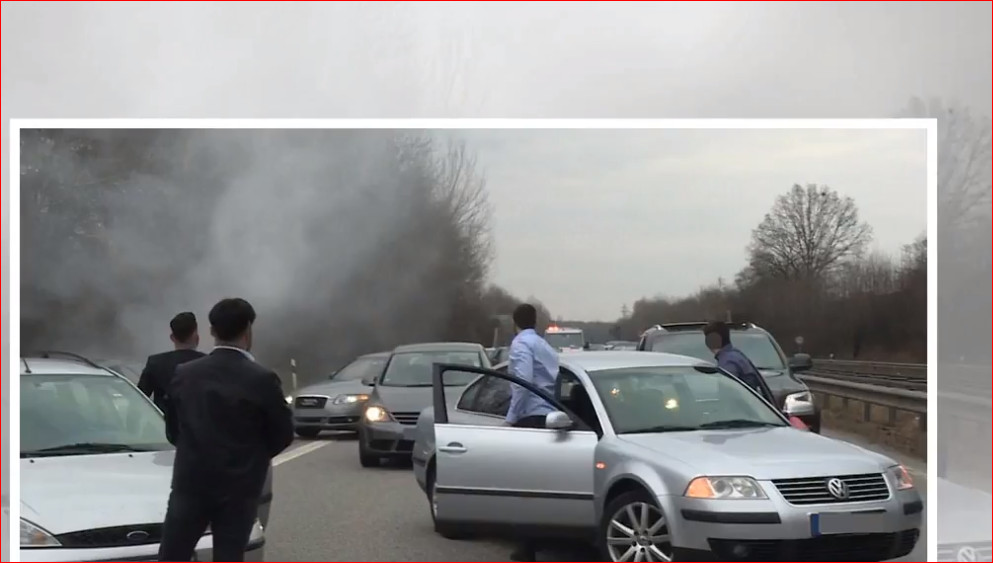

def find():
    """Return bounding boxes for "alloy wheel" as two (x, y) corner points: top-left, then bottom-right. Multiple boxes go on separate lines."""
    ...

(606, 501), (673, 562)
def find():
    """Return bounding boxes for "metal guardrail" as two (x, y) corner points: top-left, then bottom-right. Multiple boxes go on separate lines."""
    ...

(809, 359), (926, 391)
(800, 374), (927, 414)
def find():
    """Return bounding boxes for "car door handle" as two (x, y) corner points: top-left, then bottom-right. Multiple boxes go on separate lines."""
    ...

(439, 442), (468, 454)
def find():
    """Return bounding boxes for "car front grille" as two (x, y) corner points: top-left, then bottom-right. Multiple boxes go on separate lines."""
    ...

(772, 473), (890, 505)
(392, 411), (420, 425)
(294, 396), (328, 409)
(936, 542), (993, 561)
(709, 529), (919, 561)
(55, 523), (163, 548)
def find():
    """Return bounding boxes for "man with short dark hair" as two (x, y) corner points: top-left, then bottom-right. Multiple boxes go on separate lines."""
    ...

(505, 303), (559, 561)
(137, 312), (205, 414)
(703, 321), (776, 404)
(158, 298), (294, 562)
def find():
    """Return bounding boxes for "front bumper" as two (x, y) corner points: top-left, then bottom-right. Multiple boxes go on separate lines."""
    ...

(667, 488), (922, 561)
(20, 536), (265, 562)
(292, 402), (365, 431)
(359, 421), (419, 456)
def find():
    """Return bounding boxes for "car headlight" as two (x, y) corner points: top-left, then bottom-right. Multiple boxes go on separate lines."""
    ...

(784, 391), (812, 405)
(333, 394), (370, 405)
(889, 465), (914, 490)
(685, 476), (767, 500)
(285, 395), (293, 405)
(248, 519), (265, 543)
(21, 519), (61, 547)
(364, 405), (393, 423)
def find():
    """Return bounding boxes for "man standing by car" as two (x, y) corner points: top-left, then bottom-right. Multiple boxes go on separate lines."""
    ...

(159, 298), (294, 562)
(704, 321), (776, 405)
(505, 303), (559, 561)
(137, 312), (205, 415)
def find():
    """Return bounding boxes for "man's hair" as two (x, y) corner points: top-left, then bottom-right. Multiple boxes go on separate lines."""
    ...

(208, 298), (257, 342)
(512, 303), (538, 331)
(170, 312), (198, 343)
(703, 321), (731, 349)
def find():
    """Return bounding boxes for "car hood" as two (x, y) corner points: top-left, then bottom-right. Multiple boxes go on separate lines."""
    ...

(620, 427), (891, 479)
(296, 380), (371, 397)
(936, 478), (992, 544)
(372, 385), (439, 413)
(21, 451), (176, 534)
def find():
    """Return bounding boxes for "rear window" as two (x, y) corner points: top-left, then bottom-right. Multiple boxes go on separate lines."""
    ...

(21, 374), (172, 457)
(651, 332), (787, 370)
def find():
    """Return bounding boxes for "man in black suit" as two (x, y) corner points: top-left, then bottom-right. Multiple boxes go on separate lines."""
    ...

(158, 297), (294, 562)
(137, 312), (205, 414)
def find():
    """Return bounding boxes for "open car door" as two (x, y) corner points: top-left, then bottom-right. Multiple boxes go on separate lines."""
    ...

(430, 363), (598, 536)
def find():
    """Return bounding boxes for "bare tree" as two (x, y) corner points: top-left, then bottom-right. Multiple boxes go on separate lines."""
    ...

(747, 184), (873, 281)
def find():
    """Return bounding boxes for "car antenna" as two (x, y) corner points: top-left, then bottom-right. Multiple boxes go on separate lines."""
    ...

(21, 357), (32, 374)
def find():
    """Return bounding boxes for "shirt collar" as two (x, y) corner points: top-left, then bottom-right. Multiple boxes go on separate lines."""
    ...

(212, 345), (256, 362)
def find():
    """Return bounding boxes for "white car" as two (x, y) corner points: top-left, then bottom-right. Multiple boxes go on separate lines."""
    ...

(19, 353), (266, 561)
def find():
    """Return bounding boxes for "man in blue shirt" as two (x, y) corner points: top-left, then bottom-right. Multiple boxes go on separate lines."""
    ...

(506, 303), (559, 429)
(505, 303), (558, 561)
(704, 321), (776, 405)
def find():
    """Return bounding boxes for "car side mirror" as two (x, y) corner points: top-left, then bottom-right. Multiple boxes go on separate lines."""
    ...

(789, 353), (813, 373)
(784, 398), (815, 418)
(545, 410), (574, 430)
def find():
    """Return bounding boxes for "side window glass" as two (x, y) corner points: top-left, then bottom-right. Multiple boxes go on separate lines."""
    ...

(476, 377), (512, 417)
(457, 377), (485, 411)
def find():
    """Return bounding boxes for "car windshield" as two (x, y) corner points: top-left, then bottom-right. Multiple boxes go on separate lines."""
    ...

(21, 374), (172, 458)
(546, 332), (585, 350)
(332, 356), (387, 382)
(380, 351), (482, 387)
(651, 332), (787, 370)
(589, 365), (787, 434)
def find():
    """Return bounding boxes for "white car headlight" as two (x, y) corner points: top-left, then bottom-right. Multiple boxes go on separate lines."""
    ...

(889, 465), (915, 490)
(784, 391), (812, 405)
(685, 476), (768, 500)
(21, 519), (61, 547)
(333, 394), (370, 405)
(364, 405), (393, 423)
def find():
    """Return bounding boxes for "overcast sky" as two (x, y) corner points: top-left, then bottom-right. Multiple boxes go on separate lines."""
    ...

(455, 128), (927, 319)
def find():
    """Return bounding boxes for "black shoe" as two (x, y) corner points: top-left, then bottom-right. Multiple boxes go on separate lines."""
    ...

(509, 548), (537, 562)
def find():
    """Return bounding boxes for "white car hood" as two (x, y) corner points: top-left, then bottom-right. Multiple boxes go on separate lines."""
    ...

(620, 426), (891, 479)
(21, 451), (176, 534)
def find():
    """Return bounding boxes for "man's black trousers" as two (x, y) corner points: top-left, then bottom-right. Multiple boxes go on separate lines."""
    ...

(158, 490), (259, 562)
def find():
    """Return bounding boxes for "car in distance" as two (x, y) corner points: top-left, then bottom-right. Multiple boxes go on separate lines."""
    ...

(638, 322), (822, 433)
(19, 352), (266, 562)
(358, 342), (490, 468)
(290, 351), (389, 438)
(415, 351), (921, 561)
(545, 325), (589, 351)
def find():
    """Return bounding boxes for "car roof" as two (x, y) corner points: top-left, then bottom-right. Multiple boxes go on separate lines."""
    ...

(20, 357), (118, 377)
(360, 351), (391, 359)
(560, 350), (712, 373)
(392, 342), (484, 353)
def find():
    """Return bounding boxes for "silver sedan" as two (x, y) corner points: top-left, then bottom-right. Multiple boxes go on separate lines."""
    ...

(412, 351), (923, 561)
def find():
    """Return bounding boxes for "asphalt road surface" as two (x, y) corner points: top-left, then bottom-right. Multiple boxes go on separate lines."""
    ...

(266, 431), (928, 562)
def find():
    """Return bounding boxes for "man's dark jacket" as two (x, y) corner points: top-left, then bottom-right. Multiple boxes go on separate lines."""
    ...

(166, 348), (294, 499)
(137, 349), (206, 413)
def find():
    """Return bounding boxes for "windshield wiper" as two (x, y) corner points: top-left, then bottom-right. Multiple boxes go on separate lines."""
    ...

(23, 443), (156, 457)
(699, 419), (781, 429)
(623, 425), (700, 434)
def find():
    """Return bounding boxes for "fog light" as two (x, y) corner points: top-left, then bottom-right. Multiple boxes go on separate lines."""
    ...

(731, 543), (750, 558)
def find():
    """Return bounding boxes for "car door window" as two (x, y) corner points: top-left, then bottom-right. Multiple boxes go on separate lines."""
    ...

(475, 377), (512, 417)
(456, 377), (486, 411)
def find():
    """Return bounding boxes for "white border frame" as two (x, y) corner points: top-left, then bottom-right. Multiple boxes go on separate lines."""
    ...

(7, 118), (938, 561)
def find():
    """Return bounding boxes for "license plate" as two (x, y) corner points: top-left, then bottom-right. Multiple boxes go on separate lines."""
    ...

(810, 511), (889, 536)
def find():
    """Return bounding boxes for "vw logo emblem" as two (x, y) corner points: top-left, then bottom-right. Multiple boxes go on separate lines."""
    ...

(125, 530), (150, 543)
(826, 478), (849, 500)
(957, 546), (978, 562)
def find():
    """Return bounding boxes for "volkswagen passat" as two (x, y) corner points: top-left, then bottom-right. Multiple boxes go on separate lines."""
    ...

(290, 351), (389, 438)
(20, 353), (266, 561)
(414, 351), (922, 561)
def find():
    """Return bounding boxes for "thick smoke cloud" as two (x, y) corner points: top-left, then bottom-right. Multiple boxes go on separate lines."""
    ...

(20, 129), (495, 385)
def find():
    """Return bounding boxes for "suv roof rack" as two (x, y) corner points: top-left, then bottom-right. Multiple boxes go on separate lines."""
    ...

(28, 350), (107, 370)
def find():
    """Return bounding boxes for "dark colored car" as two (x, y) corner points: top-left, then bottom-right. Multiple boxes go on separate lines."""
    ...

(637, 322), (821, 432)
(358, 342), (490, 467)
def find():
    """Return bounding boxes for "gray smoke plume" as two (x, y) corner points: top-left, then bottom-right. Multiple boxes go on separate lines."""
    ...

(20, 129), (494, 384)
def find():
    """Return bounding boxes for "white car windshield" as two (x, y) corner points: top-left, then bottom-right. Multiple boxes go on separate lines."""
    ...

(380, 351), (482, 387)
(588, 365), (787, 434)
(20, 374), (173, 457)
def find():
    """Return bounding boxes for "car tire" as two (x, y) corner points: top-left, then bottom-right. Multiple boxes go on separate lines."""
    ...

(599, 489), (675, 562)
(427, 467), (469, 540)
(295, 428), (321, 439)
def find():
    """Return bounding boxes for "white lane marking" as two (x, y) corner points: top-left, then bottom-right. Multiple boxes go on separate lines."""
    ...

(273, 441), (330, 466)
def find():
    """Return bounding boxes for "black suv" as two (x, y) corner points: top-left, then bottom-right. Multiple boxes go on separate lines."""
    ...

(637, 322), (821, 433)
